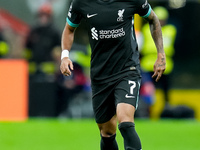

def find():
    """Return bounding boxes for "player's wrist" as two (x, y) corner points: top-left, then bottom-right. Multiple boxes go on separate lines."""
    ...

(61, 49), (69, 60)
(157, 52), (166, 58)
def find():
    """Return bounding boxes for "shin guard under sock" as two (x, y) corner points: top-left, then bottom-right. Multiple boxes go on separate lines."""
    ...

(118, 122), (142, 150)
(100, 133), (118, 150)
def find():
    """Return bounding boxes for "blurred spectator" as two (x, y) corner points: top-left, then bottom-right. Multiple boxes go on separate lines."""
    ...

(0, 9), (29, 59)
(25, 3), (61, 80)
(55, 62), (88, 117)
(0, 32), (9, 58)
(140, 6), (177, 108)
(70, 44), (91, 79)
(52, 46), (90, 117)
(25, 3), (91, 117)
(136, 70), (156, 118)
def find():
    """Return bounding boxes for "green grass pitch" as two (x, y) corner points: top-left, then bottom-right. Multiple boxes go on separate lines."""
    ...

(0, 119), (200, 150)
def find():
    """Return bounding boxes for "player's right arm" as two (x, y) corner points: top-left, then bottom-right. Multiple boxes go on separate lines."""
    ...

(60, 0), (81, 76)
(60, 23), (76, 76)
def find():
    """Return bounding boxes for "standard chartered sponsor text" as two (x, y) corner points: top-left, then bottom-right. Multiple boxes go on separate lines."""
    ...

(99, 27), (125, 39)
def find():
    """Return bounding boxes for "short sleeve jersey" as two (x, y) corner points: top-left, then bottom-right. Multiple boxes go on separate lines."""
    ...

(67, 0), (151, 84)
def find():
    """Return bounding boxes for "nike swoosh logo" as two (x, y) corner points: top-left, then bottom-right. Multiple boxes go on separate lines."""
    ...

(87, 14), (98, 18)
(125, 94), (135, 98)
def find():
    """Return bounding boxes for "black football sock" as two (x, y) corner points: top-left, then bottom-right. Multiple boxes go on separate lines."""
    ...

(118, 122), (142, 150)
(100, 133), (119, 150)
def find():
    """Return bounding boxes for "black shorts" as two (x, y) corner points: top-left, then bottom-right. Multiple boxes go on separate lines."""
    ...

(92, 74), (141, 124)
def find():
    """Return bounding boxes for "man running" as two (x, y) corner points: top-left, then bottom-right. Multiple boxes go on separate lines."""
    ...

(60, 0), (166, 149)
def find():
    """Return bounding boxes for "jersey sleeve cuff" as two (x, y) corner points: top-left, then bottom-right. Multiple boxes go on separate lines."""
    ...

(141, 4), (152, 18)
(66, 18), (79, 27)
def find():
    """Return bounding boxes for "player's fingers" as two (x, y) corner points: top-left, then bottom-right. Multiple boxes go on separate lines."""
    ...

(156, 67), (165, 82)
(155, 72), (162, 82)
(152, 64), (157, 77)
(64, 66), (71, 76)
(60, 58), (74, 76)
(60, 64), (71, 76)
(62, 68), (71, 76)
(64, 71), (71, 76)
(69, 61), (74, 70)
(152, 71), (157, 78)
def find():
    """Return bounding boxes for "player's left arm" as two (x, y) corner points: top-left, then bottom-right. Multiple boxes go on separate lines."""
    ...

(144, 10), (166, 82)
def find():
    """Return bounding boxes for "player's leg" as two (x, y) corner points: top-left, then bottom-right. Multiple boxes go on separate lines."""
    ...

(117, 103), (141, 150)
(97, 115), (118, 150)
(115, 76), (142, 150)
(92, 82), (119, 150)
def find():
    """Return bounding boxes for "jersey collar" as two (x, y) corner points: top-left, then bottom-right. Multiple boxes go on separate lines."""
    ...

(97, 0), (114, 4)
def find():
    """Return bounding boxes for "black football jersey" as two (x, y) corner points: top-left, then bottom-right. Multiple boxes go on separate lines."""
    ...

(67, 0), (151, 83)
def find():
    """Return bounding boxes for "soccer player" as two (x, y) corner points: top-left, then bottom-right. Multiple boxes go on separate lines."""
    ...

(60, 0), (166, 149)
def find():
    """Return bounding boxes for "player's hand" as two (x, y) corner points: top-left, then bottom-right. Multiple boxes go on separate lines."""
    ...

(60, 57), (74, 76)
(152, 53), (166, 82)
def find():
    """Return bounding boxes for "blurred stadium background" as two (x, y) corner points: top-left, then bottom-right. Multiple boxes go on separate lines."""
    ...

(0, 0), (200, 149)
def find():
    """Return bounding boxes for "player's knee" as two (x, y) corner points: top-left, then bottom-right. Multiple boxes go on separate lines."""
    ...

(101, 130), (116, 137)
(98, 125), (116, 137)
(118, 115), (134, 124)
(98, 123), (117, 137)
(117, 110), (135, 123)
